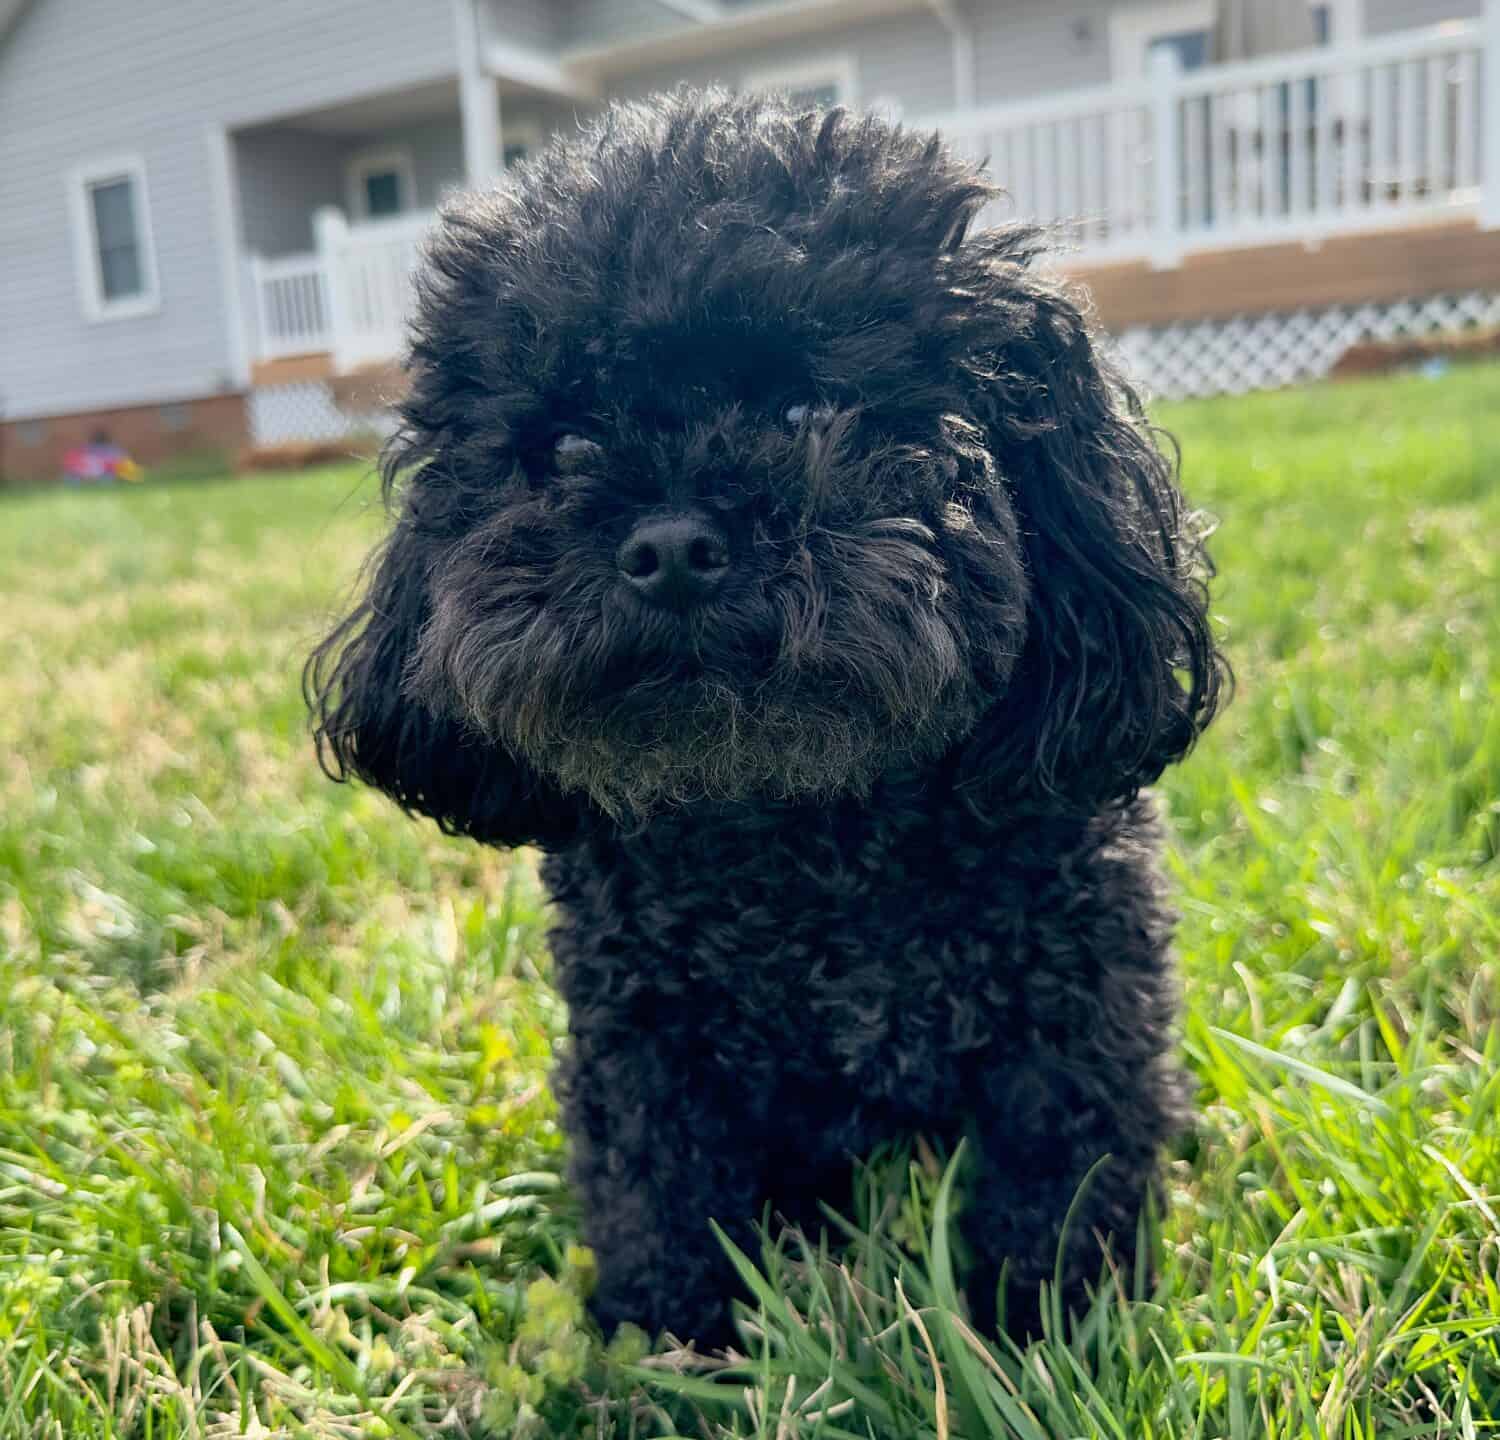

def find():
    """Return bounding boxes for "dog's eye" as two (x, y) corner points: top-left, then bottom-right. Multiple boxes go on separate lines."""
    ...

(554, 433), (603, 465)
(780, 402), (840, 429)
(784, 403), (833, 430)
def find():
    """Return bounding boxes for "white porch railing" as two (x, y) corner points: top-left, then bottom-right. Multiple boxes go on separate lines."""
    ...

(248, 253), (331, 359)
(313, 208), (434, 370)
(928, 14), (1497, 269)
(247, 207), (435, 369)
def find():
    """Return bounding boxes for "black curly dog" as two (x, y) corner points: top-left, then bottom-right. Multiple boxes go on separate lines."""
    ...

(308, 91), (1225, 1348)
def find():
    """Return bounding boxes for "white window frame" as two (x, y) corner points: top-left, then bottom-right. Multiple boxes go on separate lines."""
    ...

(67, 154), (161, 323)
(1109, 0), (1362, 78)
(743, 54), (859, 108)
(345, 145), (417, 221)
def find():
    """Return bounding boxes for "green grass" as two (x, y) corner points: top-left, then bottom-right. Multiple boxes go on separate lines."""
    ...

(1, 364), (1496, 1438)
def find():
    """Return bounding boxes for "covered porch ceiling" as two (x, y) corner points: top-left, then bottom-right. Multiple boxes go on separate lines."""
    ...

(262, 77), (460, 137)
(234, 72), (570, 142)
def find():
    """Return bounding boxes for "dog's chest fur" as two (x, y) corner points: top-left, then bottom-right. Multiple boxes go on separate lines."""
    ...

(541, 783), (1175, 1137)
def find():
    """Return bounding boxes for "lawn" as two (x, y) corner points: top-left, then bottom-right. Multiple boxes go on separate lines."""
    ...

(1, 364), (1497, 1439)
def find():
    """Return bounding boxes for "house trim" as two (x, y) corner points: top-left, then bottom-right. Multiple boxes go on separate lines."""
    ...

(206, 124), (251, 390)
(484, 40), (597, 97)
(743, 52), (859, 105)
(66, 153), (162, 324)
(344, 145), (418, 219)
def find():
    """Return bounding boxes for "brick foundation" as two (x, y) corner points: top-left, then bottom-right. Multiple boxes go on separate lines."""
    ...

(0, 391), (249, 484)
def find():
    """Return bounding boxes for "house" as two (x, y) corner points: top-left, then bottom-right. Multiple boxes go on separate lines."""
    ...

(1, 0), (1494, 481)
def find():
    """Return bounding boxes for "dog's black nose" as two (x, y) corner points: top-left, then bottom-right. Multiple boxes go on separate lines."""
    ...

(618, 513), (730, 610)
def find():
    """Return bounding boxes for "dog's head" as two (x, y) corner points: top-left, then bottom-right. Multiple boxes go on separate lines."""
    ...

(308, 91), (1224, 842)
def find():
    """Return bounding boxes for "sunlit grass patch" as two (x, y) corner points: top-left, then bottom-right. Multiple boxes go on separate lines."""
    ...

(2, 366), (1498, 1436)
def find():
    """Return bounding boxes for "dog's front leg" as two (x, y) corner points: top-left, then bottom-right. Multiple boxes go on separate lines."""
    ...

(958, 1046), (1188, 1340)
(555, 1034), (759, 1350)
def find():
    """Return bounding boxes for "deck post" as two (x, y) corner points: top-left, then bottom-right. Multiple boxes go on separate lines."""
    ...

(454, 0), (502, 184)
(1150, 46), (1184, 269)
(1482, 0), (1500, 228)
(247, 253), (271, 366)
(313, 207), (352, 374)
(206, 124), (252, 389)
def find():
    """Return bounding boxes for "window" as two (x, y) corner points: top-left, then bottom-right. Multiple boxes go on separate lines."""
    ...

(67, 155), (160, 322)
(743, 56), (858, 109)
(363, 171), (402, 216)
(1110, 1), (1358, 78)
(1148, 25), (1212, 73)
(346, 146), (416, 221)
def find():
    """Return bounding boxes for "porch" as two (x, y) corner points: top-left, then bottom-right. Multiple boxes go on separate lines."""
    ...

(247, 209), (431, 379)
(232, 64), (568, 385)
(935, 13), (1497, 269)
(241, 10), (1500, 398)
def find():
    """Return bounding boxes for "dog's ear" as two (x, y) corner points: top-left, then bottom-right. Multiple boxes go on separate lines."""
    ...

(956, 241), (1226, 813)
(305, 512), (578, 850)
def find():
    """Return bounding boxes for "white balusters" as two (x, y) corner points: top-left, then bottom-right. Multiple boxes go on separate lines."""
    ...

(248, 252), (332, 359)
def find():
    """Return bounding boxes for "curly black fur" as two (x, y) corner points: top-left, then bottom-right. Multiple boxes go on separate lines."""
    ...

(307, 90), (1226, 1348)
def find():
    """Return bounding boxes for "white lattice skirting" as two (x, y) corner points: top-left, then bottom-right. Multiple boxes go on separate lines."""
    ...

(1114, 291), (1500, 401)
(248, 381), (397, 449)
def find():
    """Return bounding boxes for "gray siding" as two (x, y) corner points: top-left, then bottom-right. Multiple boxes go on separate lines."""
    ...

(237, 130), (346, 257)
(613, 9), (955, 114)
(596, 4), (1113, 118)
(973, 3), (1111, 103)
(502, 96), (598, 154)
(1365, 0), (1479, 32)
(843, 11), (957, 116)
(557, 0), (682, 50)
(0, 0), (458, 422)
(240, 117), (467, 258)
(480, 0), (564, 51)
(387, 116), (468, 211)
